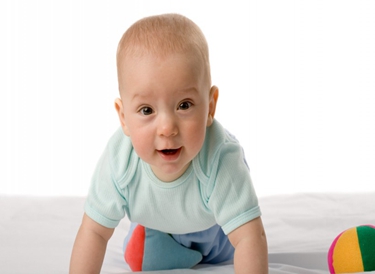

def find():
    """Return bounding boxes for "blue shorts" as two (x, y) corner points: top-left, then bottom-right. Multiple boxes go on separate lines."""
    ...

(123, 223), (234, 264)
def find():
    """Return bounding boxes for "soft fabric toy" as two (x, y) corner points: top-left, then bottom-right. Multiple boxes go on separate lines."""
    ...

(328, 225), (375, 273)
(124, 225), (203, 271)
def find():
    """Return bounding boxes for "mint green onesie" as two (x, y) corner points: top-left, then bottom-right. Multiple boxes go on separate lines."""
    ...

(85, 119), (261, 235)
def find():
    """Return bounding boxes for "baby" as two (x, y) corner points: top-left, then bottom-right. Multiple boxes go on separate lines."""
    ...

(70, 13), (268, 273)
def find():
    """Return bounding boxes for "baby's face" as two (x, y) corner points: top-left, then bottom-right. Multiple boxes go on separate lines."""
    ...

(116, 53), (216, 182)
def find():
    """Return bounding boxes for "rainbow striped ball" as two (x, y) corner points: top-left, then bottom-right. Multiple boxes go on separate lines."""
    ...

(328, 225), (375, 273)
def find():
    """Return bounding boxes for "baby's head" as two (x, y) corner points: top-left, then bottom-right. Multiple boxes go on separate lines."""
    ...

(116, 13), (211, 93)
(115, 14), (218, 182)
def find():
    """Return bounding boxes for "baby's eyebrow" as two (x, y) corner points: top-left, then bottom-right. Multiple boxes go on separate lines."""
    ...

(131, 92), (148, 101)
(177, 87), (199, 94)
(130, 90), (155, 101)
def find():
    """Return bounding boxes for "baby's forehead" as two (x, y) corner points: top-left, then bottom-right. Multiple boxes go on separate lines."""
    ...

(120, 51), (206, 83)
(117, 52), (210, 98)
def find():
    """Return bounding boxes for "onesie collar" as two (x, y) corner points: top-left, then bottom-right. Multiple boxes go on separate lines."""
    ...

(142, 161), (193, 189)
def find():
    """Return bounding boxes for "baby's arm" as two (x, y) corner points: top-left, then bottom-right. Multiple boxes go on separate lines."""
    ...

(70, 213), (114, 274)
(228, 217), (268, 274)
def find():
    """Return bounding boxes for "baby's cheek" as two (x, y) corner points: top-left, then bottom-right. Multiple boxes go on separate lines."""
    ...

(188, 125), (206, 153)
(131, 136), (151, 159)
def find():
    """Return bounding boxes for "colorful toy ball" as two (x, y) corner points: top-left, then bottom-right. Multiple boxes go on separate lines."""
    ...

(328, 225), (375, 273)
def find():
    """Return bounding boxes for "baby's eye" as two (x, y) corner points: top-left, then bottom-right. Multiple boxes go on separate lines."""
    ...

(140, 107), (153, 115)
(178, 101), (192, 110)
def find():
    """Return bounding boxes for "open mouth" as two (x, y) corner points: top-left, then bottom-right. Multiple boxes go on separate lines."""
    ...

(157, 147), (182, 161)
(159, 149), (179, 155)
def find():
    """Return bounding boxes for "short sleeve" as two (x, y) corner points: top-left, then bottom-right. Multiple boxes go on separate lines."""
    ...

(84, 129), (132, 228)
(207, 138), (261, 235)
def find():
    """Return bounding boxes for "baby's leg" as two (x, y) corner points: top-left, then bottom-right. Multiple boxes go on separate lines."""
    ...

(171, 224), (234, 264)
(123, 223), (202, 271)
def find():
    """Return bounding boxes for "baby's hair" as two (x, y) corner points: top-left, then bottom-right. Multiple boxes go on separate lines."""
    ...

(116, 13), (211, 90)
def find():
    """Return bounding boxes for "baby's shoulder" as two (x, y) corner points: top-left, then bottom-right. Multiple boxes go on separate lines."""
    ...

(193, 120), (243, 179)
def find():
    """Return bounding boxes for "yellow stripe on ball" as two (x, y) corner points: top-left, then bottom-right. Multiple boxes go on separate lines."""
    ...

(333, 227), (364, 273)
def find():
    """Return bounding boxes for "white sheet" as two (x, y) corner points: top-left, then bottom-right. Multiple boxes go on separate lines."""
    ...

(1, 192), (374, 273)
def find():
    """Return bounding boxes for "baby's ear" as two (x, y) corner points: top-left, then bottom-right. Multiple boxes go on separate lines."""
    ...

(207, 85), (219, 127)
(114, 98), (130, 136)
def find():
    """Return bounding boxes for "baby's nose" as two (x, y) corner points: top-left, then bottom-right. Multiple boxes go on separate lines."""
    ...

(157, 114), (178, 137)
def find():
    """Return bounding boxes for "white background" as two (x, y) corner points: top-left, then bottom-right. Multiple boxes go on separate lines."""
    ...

(2, 0), (375, 197)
